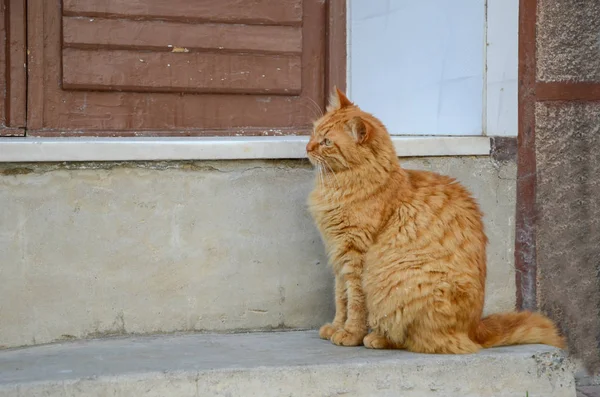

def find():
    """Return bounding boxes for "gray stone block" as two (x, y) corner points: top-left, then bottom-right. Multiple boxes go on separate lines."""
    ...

(535, 102), (600, 373)
(537, 0), (600, 82)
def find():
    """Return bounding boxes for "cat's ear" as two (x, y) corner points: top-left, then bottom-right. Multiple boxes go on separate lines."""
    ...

(346, 116), (371, 143)
(327, 87), (353, 111)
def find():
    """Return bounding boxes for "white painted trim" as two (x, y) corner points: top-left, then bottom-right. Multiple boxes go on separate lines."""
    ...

(485, 0), (519, 137)
(0, 136), (491, 162)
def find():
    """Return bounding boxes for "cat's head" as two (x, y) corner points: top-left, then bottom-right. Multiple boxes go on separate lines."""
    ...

(306, 88), (394, 172)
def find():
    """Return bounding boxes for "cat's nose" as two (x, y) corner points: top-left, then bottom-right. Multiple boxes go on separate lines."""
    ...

(306, 141), (318, 153)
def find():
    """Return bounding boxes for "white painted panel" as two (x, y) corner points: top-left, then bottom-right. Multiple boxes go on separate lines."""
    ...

(349, 0), (485, 136)
(486, 0), (519, 136)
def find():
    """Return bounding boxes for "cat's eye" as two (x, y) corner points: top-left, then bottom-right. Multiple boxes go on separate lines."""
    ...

(321, 138), (332, 146)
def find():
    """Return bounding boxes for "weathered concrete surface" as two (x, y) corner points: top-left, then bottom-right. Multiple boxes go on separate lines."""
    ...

(535, 102), (600, 374)
(577, 370), (600, 397)
(537, 0), (600, 82)
(0, 157), (516, 348)
(0, 331), (575, 397)
(578, 386), (600, 397)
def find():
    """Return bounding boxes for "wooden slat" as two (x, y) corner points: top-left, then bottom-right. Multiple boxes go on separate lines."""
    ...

(27, 0), (45, 129)
(29, 127), (309, 137)
(0, 0), (7, 128)
(326, 0), (347, 94)
(0, 0), (27, 135)
(36, 93), (316, 131)
(63, 0), (303, 26)
(7, 0), (26, 128)
(300, 0), (326, 110)
(0, 127), (24, 136)
(62, 49), (301, 94)
(63, 17), (302, 55)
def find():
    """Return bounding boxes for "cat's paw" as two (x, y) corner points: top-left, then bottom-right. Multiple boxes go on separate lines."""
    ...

(363, 333), (390, 349)
(319, 323), (340, 340)
(330, 329), (366, 346)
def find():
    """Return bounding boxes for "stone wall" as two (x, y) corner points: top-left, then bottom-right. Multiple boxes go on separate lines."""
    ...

(533, 0), (600, 376)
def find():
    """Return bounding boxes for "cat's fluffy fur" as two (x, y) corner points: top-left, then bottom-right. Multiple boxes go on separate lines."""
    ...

(306, 88), (565, 353)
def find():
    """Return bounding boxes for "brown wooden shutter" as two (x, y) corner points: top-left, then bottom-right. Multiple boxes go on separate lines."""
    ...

(0, 0), (26, 136)
(26, 0), (346, 137)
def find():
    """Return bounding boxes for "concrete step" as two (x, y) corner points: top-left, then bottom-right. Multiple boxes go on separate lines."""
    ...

(0, 331), (574, 397)
(1, 158), (518, 349)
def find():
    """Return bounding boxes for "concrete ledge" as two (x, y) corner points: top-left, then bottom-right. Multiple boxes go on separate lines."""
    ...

(0, 136), (492, 162)
(0, 157), (517, 348)
(0, 331), (575, 397)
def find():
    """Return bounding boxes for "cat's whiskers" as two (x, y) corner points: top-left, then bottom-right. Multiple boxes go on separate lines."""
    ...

(318, 159), (343, 206)
(316, 163), (325, 188)
(314, 156), (340, 189)
(321, 159), (341, 189)
(323, 159), (341, 197)
(304, 96), (324, 118)
(299, 98), (324, 120)
(312, 158), (337, 207)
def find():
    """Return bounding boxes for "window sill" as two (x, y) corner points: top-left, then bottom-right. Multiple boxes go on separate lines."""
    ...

(0, 136), (491, 162)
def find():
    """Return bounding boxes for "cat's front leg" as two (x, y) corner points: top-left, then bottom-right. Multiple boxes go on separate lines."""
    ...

(330, 254), (368, 346)
(319, 274), (347, 339)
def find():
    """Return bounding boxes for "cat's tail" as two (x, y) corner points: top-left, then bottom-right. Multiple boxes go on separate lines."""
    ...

(473, 311), (565, 349)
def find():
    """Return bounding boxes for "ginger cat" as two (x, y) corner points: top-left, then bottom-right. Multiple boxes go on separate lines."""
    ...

(307, 88), (565, 353)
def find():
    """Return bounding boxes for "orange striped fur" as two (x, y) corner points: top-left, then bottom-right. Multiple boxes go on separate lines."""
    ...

(307, 88), (565, 353)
